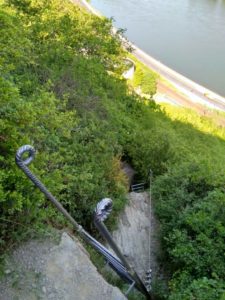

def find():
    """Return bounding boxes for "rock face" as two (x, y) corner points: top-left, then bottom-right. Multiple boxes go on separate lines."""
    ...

(0, 232), (127, 300)
(110, 192), (160, 282)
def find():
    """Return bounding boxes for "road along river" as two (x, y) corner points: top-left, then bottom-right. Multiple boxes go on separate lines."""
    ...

(72, 0), (225, 113)
(91, 0), (225, 98)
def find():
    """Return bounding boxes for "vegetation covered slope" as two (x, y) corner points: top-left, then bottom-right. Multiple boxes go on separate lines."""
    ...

(0, 0), (156, 254)
(0, 0), (224, 299)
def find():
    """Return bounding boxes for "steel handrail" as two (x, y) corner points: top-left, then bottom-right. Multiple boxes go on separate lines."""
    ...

(15, 145), (151, 299)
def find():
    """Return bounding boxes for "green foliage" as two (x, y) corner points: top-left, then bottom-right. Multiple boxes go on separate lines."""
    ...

(169, 276), (225, 300)
(152, 118), (225, 299)
(128, 53), (157, 96)
(0, 0), (130, 249)
(1, 1), (225, 298)
(0, 0), (157, 253)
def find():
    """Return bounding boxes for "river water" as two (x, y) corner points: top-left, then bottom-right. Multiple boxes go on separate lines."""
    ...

(91, 0), (225, 96)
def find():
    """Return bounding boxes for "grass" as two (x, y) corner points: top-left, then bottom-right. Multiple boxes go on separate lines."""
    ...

(126, 52), (158, 96)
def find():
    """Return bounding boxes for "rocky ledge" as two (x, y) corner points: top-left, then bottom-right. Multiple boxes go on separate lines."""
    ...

(0, 232), (127, 300)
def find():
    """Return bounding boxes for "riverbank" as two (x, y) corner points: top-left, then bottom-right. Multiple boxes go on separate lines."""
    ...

(74, 0), (225, 117)
(133, 45), (225, 112)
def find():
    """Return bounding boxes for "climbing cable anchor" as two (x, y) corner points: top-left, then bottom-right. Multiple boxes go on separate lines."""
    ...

(94, 198), (152, 299)
(15, 145), (152, 299)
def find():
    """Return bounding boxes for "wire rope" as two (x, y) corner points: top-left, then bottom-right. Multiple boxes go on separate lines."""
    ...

(145, 169), (153, 292)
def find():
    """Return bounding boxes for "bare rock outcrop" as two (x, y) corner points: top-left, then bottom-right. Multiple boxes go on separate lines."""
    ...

(110, 192), (160, 282)
(0, 232), (127, 300)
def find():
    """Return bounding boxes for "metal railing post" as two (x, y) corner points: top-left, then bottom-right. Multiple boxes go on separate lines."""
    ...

(15, 145), (152, 299)
(94, 198), (152, 300)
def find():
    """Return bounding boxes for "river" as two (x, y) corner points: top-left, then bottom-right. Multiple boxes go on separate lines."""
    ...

(91, 0), (225, 97)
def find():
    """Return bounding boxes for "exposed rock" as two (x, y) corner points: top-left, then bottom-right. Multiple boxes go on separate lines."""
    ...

(109, 192), (160, 282)
(0, 232), (127, 300)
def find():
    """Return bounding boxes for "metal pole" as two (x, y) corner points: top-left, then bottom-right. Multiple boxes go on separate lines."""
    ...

(15, 145), (83, 234)
(15, 145), (150, 298)
(94, 199), (152, 300)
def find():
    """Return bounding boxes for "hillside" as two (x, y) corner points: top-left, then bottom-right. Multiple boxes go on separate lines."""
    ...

(0, 0), (225, 299)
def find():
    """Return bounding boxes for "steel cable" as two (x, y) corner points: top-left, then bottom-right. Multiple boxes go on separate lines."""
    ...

(15, 145), (149, 296)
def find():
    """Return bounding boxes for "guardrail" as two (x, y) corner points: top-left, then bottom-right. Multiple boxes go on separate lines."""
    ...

(131, 182), (145, 192)
(15, 145), (152, 300)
